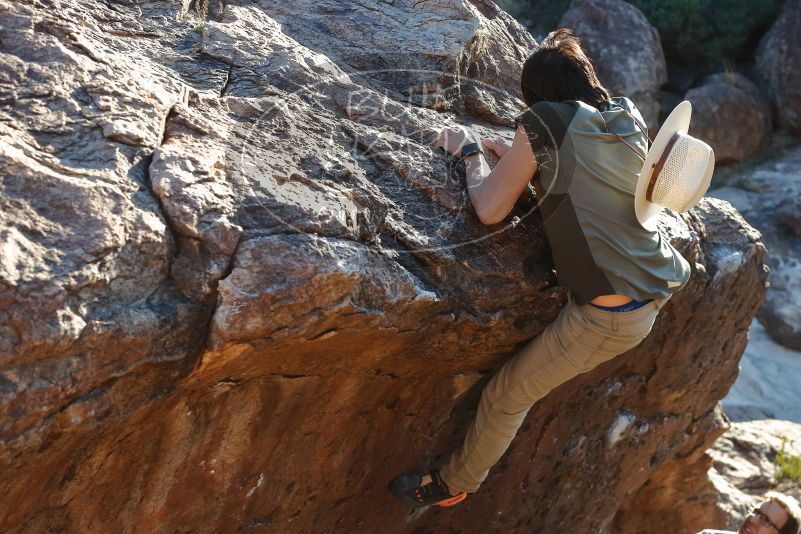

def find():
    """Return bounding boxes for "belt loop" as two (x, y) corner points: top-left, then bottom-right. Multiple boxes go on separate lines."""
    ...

(612, 311), (618, 333)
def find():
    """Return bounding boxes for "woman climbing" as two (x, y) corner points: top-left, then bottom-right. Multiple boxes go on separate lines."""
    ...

(389, 28), (714, 508)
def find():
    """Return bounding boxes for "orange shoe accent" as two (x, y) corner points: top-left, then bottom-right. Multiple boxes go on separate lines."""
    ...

(434, 491), (467, 507)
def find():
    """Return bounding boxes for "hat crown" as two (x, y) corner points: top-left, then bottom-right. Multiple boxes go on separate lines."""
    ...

(648, 132), (712, 212)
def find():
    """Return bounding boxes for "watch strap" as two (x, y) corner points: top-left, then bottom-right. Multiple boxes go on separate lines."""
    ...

(459, 142), (483, 159)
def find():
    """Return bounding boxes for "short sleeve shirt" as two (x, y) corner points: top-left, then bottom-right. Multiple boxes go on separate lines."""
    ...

(514, 97), (691, 305)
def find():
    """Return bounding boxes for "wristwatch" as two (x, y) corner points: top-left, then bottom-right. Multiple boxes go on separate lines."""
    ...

(459, 142), (483, 159)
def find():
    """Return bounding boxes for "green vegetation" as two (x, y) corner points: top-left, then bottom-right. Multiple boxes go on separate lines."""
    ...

(627, 0), (782, 69)
(193, 24), (206, 35)
(496, 0), (782, 71)
(775, 437), (801, 486)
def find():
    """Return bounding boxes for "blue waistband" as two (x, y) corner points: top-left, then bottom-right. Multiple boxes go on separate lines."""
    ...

(589, 298), (654, 312)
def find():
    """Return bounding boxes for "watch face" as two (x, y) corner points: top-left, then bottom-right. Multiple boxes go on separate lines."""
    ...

(461, 143), (481, 158)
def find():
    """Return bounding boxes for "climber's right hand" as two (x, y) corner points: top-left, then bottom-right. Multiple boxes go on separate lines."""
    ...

(482, 137), (512, 158)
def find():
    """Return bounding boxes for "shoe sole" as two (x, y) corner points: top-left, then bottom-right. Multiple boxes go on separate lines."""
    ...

(388, 476), (467, 508)
(434, 492), (467, 507)
(389, 475), (467, 508)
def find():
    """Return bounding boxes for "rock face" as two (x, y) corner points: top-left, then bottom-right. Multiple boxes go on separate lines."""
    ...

(616, 418), (801, 534)
(0, 1), (769, 532)
(685, 73), (772, 165)
(0, 0), (210, 464)
(559, 0), (667, 129)
(756, 0), (801, 134)
(613, 406), (733, 534)
(710, 147), (801, 351)
(708, 420), (801, 530)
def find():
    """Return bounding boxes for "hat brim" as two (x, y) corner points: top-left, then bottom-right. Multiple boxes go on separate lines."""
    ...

(682, 147), (715, 210)
(635, 101), (692, 232)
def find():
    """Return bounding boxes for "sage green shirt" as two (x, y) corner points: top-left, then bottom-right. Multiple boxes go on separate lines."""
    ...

(514, 97), (691, 305)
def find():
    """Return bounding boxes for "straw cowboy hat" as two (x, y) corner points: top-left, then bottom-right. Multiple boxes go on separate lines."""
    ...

(635, 101), (715, 231)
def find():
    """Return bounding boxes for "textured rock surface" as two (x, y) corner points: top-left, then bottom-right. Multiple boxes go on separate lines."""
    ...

(710, 147), (801, 350)
(0, 0), (210, 464)
(559, 0), (667, 129)
(0, 0), (769, 532)
(616, 418), (801, 534)
(756, 0), (801, 134)
(708, 420), (801, 531)
(685, 73), (772, 165)
(724, 318), (801, 423)
(613, 406), (732, 534)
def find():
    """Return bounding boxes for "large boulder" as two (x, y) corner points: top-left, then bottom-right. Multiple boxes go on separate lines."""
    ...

(756, 0), (801, 134)
(685, 72), (772, 165)
(710, 147), (801, 350)
(559, 0), (667, 129)
(249, 0), (538, 125)
(0, 0), (768, 532)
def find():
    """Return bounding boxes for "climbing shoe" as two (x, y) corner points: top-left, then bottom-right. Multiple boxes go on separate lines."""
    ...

(388, 468), (467, 508)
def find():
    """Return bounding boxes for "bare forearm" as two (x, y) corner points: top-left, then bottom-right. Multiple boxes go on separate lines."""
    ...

(464, 152), (494, 221)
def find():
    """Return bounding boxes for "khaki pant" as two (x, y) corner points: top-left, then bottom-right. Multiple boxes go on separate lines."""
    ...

(439, 290), (670, 494)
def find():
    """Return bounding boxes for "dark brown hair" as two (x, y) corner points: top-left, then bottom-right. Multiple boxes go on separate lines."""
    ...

(521, 28), (610, 109)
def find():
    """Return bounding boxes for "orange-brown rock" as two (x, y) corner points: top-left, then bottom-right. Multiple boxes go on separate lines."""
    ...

(0, 0), (769, 532)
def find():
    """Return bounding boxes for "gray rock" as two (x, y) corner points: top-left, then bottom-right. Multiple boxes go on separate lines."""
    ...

(708, 420), (801, 530)
(685, 72), (772, 165)
(777, 199), (801, 238)
(0, 0), (210, 460)
(756, 0), (801, 134)
(724, 318), (801, 422)
(251, 0), (537, 124)
(710, 147), (801, 349)
(615, 418), (801, 534)
(559, 0), (667, 129)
